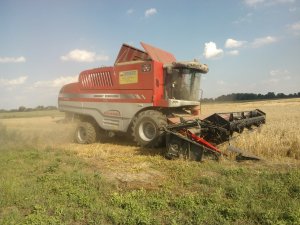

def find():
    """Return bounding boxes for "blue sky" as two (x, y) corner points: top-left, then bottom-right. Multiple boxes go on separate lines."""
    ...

(0, 0), (299, 109)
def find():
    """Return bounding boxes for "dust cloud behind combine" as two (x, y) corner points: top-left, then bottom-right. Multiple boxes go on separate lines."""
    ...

(0, 116), (165, 188)
(1, 117), (76, 147)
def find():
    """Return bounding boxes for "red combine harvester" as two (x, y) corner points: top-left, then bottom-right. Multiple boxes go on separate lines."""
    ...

(58, 42), (266, 161)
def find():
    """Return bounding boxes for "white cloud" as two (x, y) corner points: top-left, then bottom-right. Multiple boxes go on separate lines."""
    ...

(0, 56), (26, 63)
(266, 69), (291, 84)
(233, 13), (253, 24)
(270, 69), (281, 76)
(267, 77), (280, 84)
(289, 21), (300, 30)
(251, 36), (277, 48)
(217, 80), (226, 85)
(33, 75), (78, 88)
(203, 42), (224, 59)
(0, 76), (28, 86)
(287, 21), (300, 35)
(227, 50), (240, 56)
(225, 38), (246, 48)
(145, 8), (157, 17)
(244, 0), (265, 7)
(270, 69), (291, 79)
(272, 0), (295, 4)
(126, 9), (134, 14)
(61, 49), (109, 62)
(52, 76), (78, 87)
(244, 0), (295, 7)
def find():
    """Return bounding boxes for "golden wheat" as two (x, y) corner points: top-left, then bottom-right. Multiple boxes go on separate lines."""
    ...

(202, 98), (300, 160)
(1, 98), (300, 161)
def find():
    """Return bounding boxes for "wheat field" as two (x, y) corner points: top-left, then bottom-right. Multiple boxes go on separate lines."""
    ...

(1, 98), (300, 163)
(201, 98), (300, 160)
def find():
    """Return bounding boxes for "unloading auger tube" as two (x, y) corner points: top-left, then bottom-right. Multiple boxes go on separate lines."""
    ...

(164, 109), (266, 161)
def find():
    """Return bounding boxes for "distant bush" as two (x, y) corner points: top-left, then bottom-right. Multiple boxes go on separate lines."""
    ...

(202, 92), (300, 102)
(0, 105), (58, 113)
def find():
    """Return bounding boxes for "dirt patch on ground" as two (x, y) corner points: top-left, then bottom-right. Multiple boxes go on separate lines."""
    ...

(60, 142), (166, 189)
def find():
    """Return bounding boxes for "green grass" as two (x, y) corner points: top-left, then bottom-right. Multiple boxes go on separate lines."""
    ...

(0, 110), (64, 119)
(0, 124), (300, 224)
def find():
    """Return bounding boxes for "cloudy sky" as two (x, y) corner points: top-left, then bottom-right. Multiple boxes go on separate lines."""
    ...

(0, 0), (299, 109)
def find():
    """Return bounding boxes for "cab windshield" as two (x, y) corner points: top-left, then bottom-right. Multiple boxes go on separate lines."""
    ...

(165, 68), (202, 101)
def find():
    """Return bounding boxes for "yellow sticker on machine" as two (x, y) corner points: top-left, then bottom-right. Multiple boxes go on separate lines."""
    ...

(119, 70), (138, 84)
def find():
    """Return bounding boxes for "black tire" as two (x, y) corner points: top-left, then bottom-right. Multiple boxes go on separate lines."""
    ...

(132, 110), (167, 147)
(74, 121), (98, 144)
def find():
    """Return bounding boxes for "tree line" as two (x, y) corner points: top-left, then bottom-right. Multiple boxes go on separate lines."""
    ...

(202, 92), (300, 102)
(0, 105), (58, 113)
(0, 92), (299, 111)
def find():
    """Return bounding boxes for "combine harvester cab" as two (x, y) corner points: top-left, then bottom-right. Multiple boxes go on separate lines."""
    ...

(58, 42), (266, 161)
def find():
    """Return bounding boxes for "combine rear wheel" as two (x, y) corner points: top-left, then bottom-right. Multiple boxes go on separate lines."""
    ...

(132, 110), (167, 147)
(74, 121), (98, 144)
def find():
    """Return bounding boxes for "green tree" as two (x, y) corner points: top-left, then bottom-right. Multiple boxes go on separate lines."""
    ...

(18, 106), (26, 112)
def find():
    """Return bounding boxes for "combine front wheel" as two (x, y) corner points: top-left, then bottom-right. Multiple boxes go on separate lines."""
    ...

(132, 110), (167, 147)
(74, 121), (98, 144)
